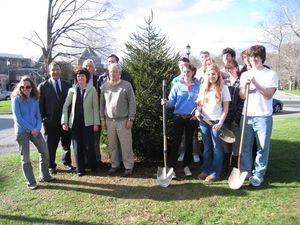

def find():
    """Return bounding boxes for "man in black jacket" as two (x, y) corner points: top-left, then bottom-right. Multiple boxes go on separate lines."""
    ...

(38, 62), (75, 174)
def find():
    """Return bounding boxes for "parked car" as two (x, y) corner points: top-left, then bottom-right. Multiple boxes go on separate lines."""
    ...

(273, 98), (283, 114)
(0, 89), (12, 101)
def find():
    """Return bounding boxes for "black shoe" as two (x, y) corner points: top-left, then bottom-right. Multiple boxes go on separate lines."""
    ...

(108, 167), (120, 174)
(124, 169), (133, 176)
(77, 172), (85, 177)
(65, 165), (76, 172)
(40, 176), (56, 182)
(49, 168), (57, 175)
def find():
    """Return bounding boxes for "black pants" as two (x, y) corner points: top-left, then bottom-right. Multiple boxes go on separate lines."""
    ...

(71, 116), (96, 174)
(169, 116), (197, 169)
(44, 122), (71, 169)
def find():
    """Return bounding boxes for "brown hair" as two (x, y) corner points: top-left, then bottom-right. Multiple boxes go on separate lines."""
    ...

(11, 76), (39, 100)
(74, 68), (90, 82)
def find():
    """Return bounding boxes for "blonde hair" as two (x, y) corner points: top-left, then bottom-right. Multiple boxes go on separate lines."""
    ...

(196, 64), (224, 106)
(11, 76), (39, 100)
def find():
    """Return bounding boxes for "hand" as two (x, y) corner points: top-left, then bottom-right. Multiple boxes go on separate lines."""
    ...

(93, 125), (99, 132)
(161, 98), (167, 105)
(194, 108), (202, 121)
(126, 119), (133, 129)
(31, 129), (39, 137)
(62, 124), (69, 131)
(246, 73), (254, 83)
(212, 122), (223, 131)
(101, 120), (107, 129)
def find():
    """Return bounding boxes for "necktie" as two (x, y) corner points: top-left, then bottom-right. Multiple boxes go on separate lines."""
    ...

(55, 80), (61, 98)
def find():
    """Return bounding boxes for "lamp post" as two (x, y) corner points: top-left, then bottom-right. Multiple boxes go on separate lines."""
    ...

(6, 59), (10, 91)
(186, 44), (191, 59)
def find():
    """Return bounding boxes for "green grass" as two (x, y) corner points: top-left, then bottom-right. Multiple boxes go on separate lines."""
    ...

(0, 115), (300, 225)
(284, 89), (300, 95)
(0, 100), (11, 113)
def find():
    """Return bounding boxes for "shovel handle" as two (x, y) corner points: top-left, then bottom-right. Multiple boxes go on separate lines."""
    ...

(237, 82), (250, 169)
(162, 80), (167, 168)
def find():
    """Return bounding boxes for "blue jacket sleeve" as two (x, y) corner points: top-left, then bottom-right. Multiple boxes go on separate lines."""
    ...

(34, 100), (42, 131)
(13, 97), (34, 132)
(166, 85), (177, 108)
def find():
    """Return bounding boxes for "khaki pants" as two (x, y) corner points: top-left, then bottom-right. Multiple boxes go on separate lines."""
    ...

(106, 118), (134, 169)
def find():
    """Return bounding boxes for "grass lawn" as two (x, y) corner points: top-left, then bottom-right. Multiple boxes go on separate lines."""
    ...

(0, 100), (11, 114)
(284, 89), (300, 96)
(0, 115), (299, 225)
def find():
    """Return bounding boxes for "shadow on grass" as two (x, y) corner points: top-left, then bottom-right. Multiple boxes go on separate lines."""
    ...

(39, 178), (249, 201)
(0, 214), (102, 225)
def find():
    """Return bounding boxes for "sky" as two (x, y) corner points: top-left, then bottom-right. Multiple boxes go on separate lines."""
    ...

(0, 0), (273, 60)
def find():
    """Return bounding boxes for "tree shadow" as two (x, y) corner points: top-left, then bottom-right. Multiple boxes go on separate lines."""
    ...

(41, 178), (250, 201)
(0, 214), (103, 225)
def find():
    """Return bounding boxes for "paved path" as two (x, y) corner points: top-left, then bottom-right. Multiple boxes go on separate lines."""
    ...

(0, 91), (299, 154)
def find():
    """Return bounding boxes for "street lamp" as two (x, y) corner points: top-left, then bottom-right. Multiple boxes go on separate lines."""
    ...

(6, 59), (10, 91)
(186, 44), (191, 59)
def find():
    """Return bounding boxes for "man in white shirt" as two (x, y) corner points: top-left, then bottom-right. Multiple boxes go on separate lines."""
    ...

(239, 45), (278, 187)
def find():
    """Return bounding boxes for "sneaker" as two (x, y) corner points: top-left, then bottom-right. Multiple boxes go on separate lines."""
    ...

(108, 167), (120, 174)
(28, 184), (38, 190)
(172, 172), (177, 180)
(49, 168), (57, 175)
(177, 152), (185, 162)
(249, 175), (263, 187)
(183, 166), (192, 176)
(65, 165), (76, 172)
(205, 175), (218, 182)
(40, 176), (56, 182)
(193, 154), (200, 163)
(124, 168), (133, 176)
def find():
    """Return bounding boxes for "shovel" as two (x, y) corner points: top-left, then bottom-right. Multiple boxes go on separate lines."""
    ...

(191, 108), (236, 144)
(228, 82), (250, 190)
(201, 116), (236, 144)
(157, 80), (175, 187)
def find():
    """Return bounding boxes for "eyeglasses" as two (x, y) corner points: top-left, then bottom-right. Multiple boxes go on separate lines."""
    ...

(22, 85), (32, 90)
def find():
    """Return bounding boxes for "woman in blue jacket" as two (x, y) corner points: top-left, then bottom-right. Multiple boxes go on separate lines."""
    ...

(162, 63), (200, 178)
(12, 76), (54, 190)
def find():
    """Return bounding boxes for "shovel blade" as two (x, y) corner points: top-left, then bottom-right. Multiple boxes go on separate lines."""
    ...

(157, 166), (175, 188)
(228, 168), (248, 190)
(219, 129), (236, 143)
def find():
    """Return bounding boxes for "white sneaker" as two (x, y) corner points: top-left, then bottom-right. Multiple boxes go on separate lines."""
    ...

(183, 166), (192, 176)
(178, 152), (185, 162)
(193, 154), (200, 163)
(249, 175), (263, 187)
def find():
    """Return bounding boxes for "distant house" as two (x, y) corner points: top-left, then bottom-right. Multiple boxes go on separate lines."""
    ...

(76, 47), (105, 75)
(0, 54), (39, 90)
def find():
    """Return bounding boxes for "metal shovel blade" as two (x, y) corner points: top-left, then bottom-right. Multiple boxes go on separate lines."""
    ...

(228, 168), (248, 190)
(219, 128), (236, 143)
(157, 166), (175, 188)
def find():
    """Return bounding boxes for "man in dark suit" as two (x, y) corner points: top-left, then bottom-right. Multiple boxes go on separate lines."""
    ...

(38, 62), (75, 174)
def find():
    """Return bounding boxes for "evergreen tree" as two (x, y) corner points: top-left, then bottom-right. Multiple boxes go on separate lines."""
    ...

(123, 11), (180, 160)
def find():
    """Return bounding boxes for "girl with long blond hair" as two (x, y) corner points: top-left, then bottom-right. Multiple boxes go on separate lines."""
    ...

(12, 76), (54, 190)
(195, 64), (231, 182)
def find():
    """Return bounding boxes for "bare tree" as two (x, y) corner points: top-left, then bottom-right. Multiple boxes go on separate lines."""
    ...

(259, 0), (300, 89)
(25, 0), (120, 74)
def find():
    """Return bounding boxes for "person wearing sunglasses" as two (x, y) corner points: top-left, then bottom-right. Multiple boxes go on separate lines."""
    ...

(11, 76), (55, 190)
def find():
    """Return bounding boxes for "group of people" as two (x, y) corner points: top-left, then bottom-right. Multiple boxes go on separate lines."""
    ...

(12, 44), (278, 190)
(163, 45), (278, 187)
(12, 54), (136, 190)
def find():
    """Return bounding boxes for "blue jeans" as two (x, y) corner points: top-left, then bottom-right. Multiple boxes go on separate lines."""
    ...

(199, 120), (223, 177)
(16, 132), (51, 186)
(240, 116), (273, 179)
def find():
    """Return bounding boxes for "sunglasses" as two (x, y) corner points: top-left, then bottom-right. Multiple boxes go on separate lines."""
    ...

(22, 85), (32, 90)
